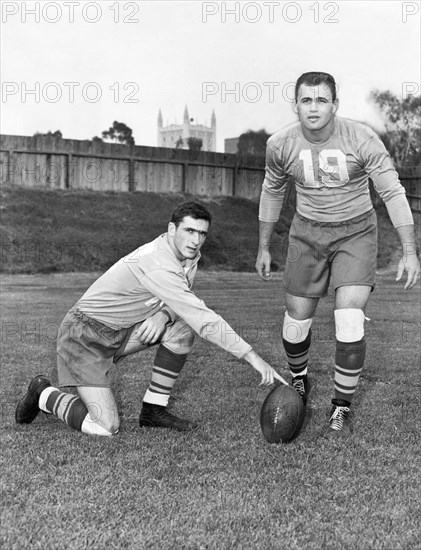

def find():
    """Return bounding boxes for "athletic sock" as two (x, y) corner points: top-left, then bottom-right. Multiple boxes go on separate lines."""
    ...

(39, 386), (88, 431)
(282, 330), (311, 377)
(334, 337), (366, 403)
(143, 344), (188, 407)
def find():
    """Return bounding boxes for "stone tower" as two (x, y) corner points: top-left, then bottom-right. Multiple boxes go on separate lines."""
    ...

(157, 107), (216, 151)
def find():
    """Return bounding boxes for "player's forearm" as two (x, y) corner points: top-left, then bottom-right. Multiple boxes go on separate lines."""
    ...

(243, 349), (261, 366)
(142, 271), (252, 358)
(258, 184), (285, 223)
(395, 224), (418, 258)
(258, 184), (285, 250)
(384, 193), (414, 228)
(258, 220), (277, 251)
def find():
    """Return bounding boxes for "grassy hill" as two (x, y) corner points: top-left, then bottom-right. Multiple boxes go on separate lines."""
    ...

(0, 186), (418, 273)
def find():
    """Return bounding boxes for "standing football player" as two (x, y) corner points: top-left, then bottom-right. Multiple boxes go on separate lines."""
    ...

(255, 71), (420, 436)
(16, 201), (286, 436)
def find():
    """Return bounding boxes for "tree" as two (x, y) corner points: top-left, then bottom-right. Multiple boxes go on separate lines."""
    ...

(92, 136), (103, 144)
(33, 130), (62, 138)
(187, 137), (202, 152)
(237, 129), (270, 160)
(175, 136), (184, 149)
(102, 121), (135, 146)
(369, 90), (421, 169)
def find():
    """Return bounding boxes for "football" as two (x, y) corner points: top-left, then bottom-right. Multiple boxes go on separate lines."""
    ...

(260, 384), (305, 444)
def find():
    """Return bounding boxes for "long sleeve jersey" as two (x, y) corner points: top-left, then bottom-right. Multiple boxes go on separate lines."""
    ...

(76, 233), (251, 359)
(261, 116), (410, 223)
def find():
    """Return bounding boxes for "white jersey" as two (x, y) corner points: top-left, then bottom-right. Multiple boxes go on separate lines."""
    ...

(76, 233), (251, 359)
(263, 116), (407, 223)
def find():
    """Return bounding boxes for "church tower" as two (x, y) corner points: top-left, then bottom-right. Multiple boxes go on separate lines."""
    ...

(211, 109), (216, 150)
(182, 105), (190, 145)
(157, 107), (216, 151)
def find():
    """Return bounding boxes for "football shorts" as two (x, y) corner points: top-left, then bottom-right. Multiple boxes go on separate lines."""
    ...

(283, 209), (378, 298)
(57, 308), (194, 387)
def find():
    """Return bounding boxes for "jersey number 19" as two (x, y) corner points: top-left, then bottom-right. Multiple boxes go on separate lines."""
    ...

(299, 149), (350, 188)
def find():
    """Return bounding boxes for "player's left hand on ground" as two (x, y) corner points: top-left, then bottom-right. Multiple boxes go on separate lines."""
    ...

(396, 254), (420, 290)
(135, 312), (168, 344)
(244, 350), (288, 386)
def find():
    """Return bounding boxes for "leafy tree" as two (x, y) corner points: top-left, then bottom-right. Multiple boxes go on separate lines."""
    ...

(175, 136), (184, 149)
(237, 129), (270, 160)
(187, 137), (203, 152)
(102, 121), (135, 146)
(92, 136), (103, 144)
(369, 90), (421, 168)
(33, 130), (62, 138)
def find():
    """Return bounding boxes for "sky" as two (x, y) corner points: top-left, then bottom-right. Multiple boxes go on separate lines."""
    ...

(1, 0), (420, 151)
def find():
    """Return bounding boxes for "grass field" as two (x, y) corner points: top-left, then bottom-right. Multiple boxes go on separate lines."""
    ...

(1, 269), (420, 549)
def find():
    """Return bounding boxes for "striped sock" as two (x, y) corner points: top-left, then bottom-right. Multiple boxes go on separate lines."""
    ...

(40, 387), (88, 431)
(334, 338), (366, 404)
(143, 344), (188, 407)
(282, 330), (311, 377)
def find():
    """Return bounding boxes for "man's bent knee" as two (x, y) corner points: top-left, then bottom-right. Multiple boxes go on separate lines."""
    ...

(283, 311), (313, 344)
(81, 412), (120, 436)
(285, 293), (319, 320)
(77, 386), (119, 435)
(82, 402), (120, 435)
(162, 319), (195, 354)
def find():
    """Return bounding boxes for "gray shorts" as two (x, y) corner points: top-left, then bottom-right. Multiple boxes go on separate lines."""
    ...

(283, 209), (378, 298)
(57, 309), (195, 387)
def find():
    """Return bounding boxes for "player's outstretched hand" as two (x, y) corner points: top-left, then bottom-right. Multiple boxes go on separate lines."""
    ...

(244, 350), (288, 386)
(396, 254), (420, 290)
(255, 248), (272, 281)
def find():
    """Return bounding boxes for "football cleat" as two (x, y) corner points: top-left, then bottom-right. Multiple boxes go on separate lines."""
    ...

(291, 375), (311, 407)
(15, 375), (51, 424)
(328, 399), (352, 436)
(139, 402), (199, 432)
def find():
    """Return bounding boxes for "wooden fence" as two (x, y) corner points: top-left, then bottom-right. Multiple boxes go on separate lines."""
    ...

(0, 134), (419, 210)
(0, 134), (265, 200)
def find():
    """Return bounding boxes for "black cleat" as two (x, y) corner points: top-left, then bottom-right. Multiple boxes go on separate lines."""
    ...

(328, 399), (352, 436)
(139, 402), (198, 432)
(15, 375), (51, 424)
(291, 375), (311, 407)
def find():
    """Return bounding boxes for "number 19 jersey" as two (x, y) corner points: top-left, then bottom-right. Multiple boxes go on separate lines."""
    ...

(263, 116), (406, 222)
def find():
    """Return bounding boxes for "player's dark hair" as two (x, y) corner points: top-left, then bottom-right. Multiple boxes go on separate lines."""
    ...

(171, 202), (212, 227)
(295, 72), (337, 102)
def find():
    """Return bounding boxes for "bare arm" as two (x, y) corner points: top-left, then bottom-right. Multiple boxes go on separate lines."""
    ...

(395, 224), (420, 289)
(255, 220), (277, 281)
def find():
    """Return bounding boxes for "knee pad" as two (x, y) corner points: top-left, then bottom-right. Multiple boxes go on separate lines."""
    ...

(334, 308), (365, 343)
(81, 413), (118, 436)
(162, 319), (195, 354)
(282, 311), (313, 344)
